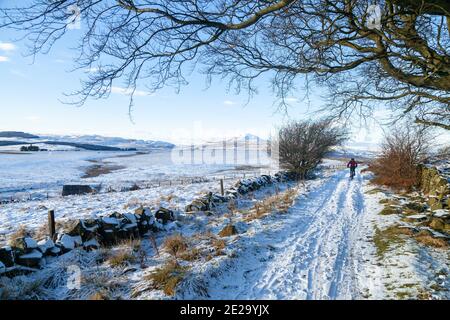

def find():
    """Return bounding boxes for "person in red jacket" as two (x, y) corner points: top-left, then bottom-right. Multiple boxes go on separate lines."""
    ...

(347, 158), (358, 179)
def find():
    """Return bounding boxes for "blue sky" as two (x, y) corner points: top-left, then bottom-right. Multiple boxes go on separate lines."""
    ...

(0, 6), (419, 145)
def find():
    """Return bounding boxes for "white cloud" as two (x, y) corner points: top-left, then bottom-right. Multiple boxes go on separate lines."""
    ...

(111, 86), (152, 97)
(223, 100), (236, 106)
(0, 42), (16, 52)
(85, 67), (99, 73)
(25, 116), (42, 123)
(0, 56), (9, 62)
(285, 97), (299, 103)
(10, 69), (28, 79)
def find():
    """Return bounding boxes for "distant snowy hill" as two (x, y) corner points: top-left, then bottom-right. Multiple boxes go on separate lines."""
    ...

(38, 134), (175, 150)
(0, 131), (39, 139)
(189, 133), (268, 149)
(0, 132), (175, 151)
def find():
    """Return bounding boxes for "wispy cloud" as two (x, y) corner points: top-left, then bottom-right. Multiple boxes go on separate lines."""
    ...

(0, 56), (9, 62)
(285, 97), (299, 103)
(223, 100), (236, 106)
(111, 86), (152, 97)
(85, 67), (100, 73)
(10, 69), (29, 79)
(25, 116), (42, 123)
(0, 42), (16, 52)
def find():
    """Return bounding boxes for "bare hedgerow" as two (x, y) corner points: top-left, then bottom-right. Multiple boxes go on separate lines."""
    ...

(369, 126), (431, 191)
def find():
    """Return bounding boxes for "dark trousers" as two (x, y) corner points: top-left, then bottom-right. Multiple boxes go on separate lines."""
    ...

(350, 167), (356, 176)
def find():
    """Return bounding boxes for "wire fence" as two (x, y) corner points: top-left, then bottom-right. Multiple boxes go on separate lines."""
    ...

(0, 164), (349, 205)
(0, 170), (266, 205)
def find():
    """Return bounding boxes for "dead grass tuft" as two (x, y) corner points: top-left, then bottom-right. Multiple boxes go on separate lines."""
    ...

(179, 247), (201, 261)
(373, 225), (414, 258)
(379, 206), (402, 215)
(108, 249), (136, 267)
(414, 231), (448, 248)
(245, 188), (297, 221)
(89, 291), (110, 300)
(218, 224), (238, 237)
(211, 238), (226, 256)
(145, 260), (188, 296)
(8, 225), (30, 246)
(163, 234), (188, 258)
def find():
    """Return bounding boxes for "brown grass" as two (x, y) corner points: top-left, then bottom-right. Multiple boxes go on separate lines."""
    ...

(379, 206), (402, 215)
(373, 225), (414, 258)
(218, 224), (238, 237)
(89, 291), (110, 300)
(145, 260), (188, 296)
(245, 188), (297, 221)
(179, 247), (201, 261)
(108, 249), (136, 267)
(211, 238), (226, 256)
(163, 234), (188, 258)
(8, 225), (30, 246)
(414, 231), (448, 248)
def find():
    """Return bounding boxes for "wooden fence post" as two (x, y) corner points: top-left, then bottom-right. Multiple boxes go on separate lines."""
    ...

(220, 179), (224, 196)
(48, 210), (56, 241)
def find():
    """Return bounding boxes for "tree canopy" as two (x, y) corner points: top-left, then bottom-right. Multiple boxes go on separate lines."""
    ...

(1, 1), (449, 129)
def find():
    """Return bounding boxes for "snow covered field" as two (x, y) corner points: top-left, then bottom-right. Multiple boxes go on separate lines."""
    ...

(0, 149), (448, 300)
(0, 149), (270, 202)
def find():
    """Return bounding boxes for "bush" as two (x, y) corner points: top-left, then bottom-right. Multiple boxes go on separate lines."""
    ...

(277, 120), (347, 179)
(369, 126), (430, 191)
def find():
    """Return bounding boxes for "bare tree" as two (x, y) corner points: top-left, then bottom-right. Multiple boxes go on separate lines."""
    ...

(369, 125), (431, 190)
(0, 1), (449, 128)
(277, 120), (347, 179)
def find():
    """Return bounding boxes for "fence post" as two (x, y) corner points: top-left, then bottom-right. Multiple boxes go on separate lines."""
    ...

(220, 179), (224, 196)
(48, 210), (56, 241)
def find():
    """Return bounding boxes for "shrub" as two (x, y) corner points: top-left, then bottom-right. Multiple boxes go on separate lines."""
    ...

(277, 120), (347, 179)
(369, 126), (430, 191)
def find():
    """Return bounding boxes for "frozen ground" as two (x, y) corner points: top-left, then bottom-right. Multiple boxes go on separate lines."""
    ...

(0, 149), (270, 201)
(0, 157), (447, 300)
(182, 169), (448, 300)
(202, 170), (367, 299)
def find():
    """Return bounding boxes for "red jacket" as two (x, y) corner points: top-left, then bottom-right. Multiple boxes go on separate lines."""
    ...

(347, 160), (358, 168)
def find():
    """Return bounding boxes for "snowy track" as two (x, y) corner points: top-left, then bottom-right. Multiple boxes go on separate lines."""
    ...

(207, 170), (368, 300)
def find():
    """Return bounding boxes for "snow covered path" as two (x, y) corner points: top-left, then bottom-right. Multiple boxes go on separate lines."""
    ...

(206, 169), (369, 300)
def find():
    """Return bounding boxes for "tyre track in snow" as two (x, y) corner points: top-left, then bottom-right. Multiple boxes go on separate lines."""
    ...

(206, 169), (367, 300)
